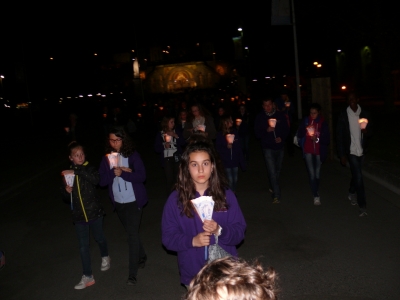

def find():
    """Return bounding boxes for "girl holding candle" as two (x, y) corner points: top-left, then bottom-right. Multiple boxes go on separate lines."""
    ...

(184, 103), (217, 141)
(296, 103), (330, 205)
(61, 141), (110, 290)
(161, 137), (246, 288)
(216, 115), (247, 193)
(99, 126), (148, 285)
(154, 116), (185, 193)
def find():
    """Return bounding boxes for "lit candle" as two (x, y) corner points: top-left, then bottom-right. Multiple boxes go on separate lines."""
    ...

(235, 119), (242, 126)
(358, 118), (368, 129)
(226, 134), (235, 144)
(164, 134), (171, 142)
(285, 102), (291, 107)
(268, 118), (277, 128)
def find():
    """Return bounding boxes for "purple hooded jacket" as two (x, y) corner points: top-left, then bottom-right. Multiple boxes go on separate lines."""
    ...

(161, 189), (246, 285)
(99, 151), (148, 208)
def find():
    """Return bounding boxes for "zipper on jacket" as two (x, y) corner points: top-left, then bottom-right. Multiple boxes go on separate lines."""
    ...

(76, 175), (89, 222)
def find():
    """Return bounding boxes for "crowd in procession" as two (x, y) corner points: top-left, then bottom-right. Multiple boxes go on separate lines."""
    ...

(3, 88), (369, 298)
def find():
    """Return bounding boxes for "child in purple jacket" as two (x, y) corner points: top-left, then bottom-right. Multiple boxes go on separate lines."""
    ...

(99, 126), (148, 286)
(161, 138), (246, 287)
(216, 115), (246, 193)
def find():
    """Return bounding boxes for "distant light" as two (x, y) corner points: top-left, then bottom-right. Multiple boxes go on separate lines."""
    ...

(59, 98), (63, 100)
(79, 95), (83, 98)
(341, 86), (347, 90)
(144, 59), (147, 61)
(101, 95), (106, 98)
(299, 85), (302, 87)
(231, 97), (235, 101)
(247, 98), (251, 101)
(0, 75), (4, 78)
(283, 75), (286, 77)
(265, 76), (270, 79)
(167, 46), (170, 49)
(337, 49), (342, 53)
(284, 84), (287, 87)
(244, 46), (248, 50)
(132, 58), (135, 60)
(138, 113), (142, 117)
(94, 53), (97, 56)
(96, 93), (101, 96)
(213, 52), (216, 55)
(131, 50), (135, 52)
(88, 94), (93, 97)
(196, 43), (200, 46)
(123, 99), (126, 101)
(313, 62), (318, 65)
(67, 96), (71, 99)
(238, 28), (242, 32)
(317, 64), (322, 68)
(110, 93), (113, 95)
(120, 92), (123, 94)
(50, 57), (54, 60)
(252, 79), (257, 82)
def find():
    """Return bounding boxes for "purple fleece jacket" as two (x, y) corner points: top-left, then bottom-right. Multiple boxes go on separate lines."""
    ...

(216, 129), (246, 170)
(99, 151), (148, 208)
(161, 189), (246, 285)
(254, 110), (289, 150)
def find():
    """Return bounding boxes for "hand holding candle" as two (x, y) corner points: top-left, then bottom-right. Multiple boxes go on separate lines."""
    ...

(268, 118), (277, 128)
(358, 118), (368, 130)
(285, 102), (291, 107)
(197, 124), (206, 132)
(225, 134), (235, 144)
(235, 119), (242, 126)
(164, 134), (172, 143)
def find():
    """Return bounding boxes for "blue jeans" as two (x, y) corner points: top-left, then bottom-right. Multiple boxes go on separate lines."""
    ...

(114, 201), (146, 277)
(75, 216), (108, 277)
(304, 153), (321, 197)
(225, 167), (239, 192)
(263, 148), (284, 199)
(348, 154), (366, 209)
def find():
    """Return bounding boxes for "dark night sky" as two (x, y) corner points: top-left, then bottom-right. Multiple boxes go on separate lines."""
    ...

(1, 1), (399, 97)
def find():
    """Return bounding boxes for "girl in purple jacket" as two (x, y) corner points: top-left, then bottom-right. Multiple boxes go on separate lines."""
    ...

(99, 126), (148, 286)
(216, 115), (246, 193)
(161, 138), (246, 287)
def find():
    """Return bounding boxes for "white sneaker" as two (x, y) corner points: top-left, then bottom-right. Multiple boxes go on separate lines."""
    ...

(101, 256), (110, 271)
(74, 275), (95, 290)
(314, 197), (321, 205)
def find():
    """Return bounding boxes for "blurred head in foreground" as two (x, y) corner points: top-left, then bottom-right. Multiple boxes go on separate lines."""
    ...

(185, 257), (278, 300)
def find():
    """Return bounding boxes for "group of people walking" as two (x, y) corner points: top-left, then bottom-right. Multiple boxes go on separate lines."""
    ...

(59, 90), (371, 292)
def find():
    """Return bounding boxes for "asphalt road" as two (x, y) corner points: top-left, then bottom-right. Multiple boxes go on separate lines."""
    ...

(1, 134), (399, 300)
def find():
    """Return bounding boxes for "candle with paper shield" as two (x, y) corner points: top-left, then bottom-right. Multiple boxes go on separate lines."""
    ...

(285, 102), (291, 107)
(226, 134), (235, 144)
(191, 196), (215, 261)
(197, 124), (206, 132)
(108, 152), (119, 168)
(307, 126), (315, 136)
(164, 134), (171, 143)
(358, 118), (368, 129)
(64, 174), (75, 210)
(235, 119), (242, 126)
(268, 118), (277, 128)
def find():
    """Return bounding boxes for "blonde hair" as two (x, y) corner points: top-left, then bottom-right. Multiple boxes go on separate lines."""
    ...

(185, 257), (278, 300)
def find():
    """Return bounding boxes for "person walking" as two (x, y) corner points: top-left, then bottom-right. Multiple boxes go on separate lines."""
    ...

(61, 141), (110, 290)
(99, 126), (148, 284)
(254, 98), (289, 203)
(296, 103), (330, 205)
(336, 92), (371, 217)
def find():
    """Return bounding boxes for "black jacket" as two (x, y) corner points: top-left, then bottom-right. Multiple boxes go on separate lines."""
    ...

(336, 107), (372, 158)
(61, 161), (104, 223)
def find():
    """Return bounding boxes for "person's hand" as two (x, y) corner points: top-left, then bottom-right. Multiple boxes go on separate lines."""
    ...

(61, 170), (74, 176)
(192, 232), (211, 247)
(361, 128), (367, 134)
(168, 131), (179, 138)
(65, 186), (73, 193)
(227, 143), (233, 149)
(275, 137), (282, 143)
(120, 167), (132, 173)
(114, 167), (122, 177)
(203, 219), (218, 234)
(267, 127), (274, 132)
(311, 135), (318, 142)
(340, 156), (347, 166)
(165, 142), (171, 148)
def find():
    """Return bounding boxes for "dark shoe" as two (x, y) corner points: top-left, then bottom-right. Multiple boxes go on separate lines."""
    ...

(138, 255), (147, 269)
(127, 276), (137, 285)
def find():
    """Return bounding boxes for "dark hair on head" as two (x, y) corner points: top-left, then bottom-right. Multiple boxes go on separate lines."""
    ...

(262, 97), (274, 104)
(187, 103), (211, 122)
(309, 103), (322, 112)
(177, 136), (229, 218)
(105, 126), (135, 157)
(68, 141), (84, 156)
(161, 115), (175, 132)
(185, 257), (278, 300)
(219, 115), (233, 135)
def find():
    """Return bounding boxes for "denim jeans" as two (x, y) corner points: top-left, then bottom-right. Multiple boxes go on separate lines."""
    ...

(348, 154), (366, 209)
(304, 153), (321, 197)
(225, 167), (239, 192)
(263, 148), (284, 199)
(75, 216), (108, 277)
(114, 201), (146, 277)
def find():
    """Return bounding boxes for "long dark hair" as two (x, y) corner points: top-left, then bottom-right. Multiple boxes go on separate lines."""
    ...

(105, 126), (135, 157)
(177, 137), (229, 218)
